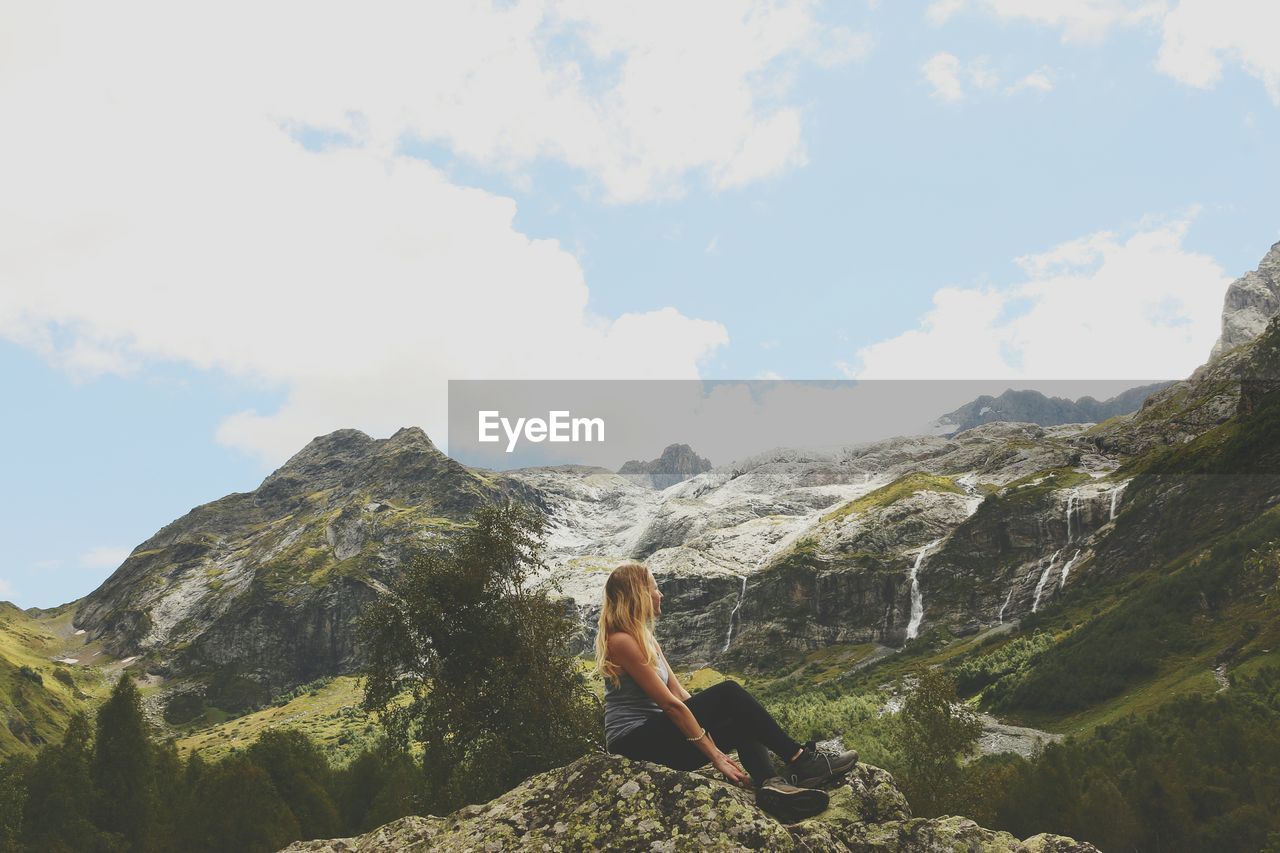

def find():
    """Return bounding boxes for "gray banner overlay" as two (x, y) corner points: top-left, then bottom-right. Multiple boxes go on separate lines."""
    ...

(446, 379), (1177, 472)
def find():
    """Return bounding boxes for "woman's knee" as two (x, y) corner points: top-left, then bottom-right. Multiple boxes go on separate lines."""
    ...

(709, 678), (747, 697)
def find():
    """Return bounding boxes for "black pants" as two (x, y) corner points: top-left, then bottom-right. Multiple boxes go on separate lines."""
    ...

(606, 679), (803, 787)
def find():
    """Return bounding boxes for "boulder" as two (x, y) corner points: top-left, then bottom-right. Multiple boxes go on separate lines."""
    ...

(280, 752), (1097, 852)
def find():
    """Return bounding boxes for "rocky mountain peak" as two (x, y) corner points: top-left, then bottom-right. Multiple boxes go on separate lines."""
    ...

(386, 425), (436, 450)
(929, 384), (1171, 436)
(619, 443), (712, 489)
(1211, 239), (1280, 361)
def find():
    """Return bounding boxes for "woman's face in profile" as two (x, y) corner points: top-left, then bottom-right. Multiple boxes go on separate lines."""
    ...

(647, 571), (663, 617)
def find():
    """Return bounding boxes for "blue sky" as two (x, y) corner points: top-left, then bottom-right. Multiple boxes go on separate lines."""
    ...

(2, 0), (1278, 608)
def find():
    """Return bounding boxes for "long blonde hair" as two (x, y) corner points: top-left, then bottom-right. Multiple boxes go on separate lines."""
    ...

(594, 562), (661, 689)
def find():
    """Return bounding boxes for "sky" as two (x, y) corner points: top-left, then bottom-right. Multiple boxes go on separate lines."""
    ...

(2, 0), (1278, 609)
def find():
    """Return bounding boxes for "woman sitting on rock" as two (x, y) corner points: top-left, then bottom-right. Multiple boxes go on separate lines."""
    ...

(595, 562), (858, 823)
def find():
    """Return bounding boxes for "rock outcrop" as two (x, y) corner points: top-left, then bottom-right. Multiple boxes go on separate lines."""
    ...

(1211, 239), (1280, 361)
(280, 752), (1096, 852)
(619, 443), (713, 489)
(929, 383), (1172, 437)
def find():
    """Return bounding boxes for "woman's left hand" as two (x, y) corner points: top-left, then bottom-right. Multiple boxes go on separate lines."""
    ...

(711, 752), (751, 789)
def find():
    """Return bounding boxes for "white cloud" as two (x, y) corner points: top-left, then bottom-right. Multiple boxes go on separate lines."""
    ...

(79, 546), (133, 571)
(927, 0), (967, 26)
(1009, 71), (1055, 93)
(951, 1), (1167, 43)
(841, 216), (1231, 380)
(0, 579), (10, 598)
(0, 1), (866, 206)
(922, 53), (1031, 100)
(947, 0), (1280, 104)
(3, 2), (896, 465)
(1157, 1), (1280, 103)
(923, 53), (968, 101)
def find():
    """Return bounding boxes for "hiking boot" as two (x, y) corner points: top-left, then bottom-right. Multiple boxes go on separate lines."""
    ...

(782, 740), (859, 788)
(755, 776), (830, 823)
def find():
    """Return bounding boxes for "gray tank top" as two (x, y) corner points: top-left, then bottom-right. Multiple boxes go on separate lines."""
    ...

(603, 648), (669, 749)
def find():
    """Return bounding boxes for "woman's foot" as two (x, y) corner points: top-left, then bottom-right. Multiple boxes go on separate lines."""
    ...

(755, 776), (829, 823)
(782, 740), (859, 788)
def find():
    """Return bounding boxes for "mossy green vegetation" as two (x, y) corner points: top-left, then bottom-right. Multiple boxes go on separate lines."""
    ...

(821, 472), (965, 524)
(175, 676), (404, 765)
(0, 604), (105, 758)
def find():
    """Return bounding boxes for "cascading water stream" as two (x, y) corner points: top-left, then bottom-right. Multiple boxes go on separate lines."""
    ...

(1110, 483), (1126, 521)
(1031, 549), (1062, 613)
(722, 574), (748, 653)
(1065, 490), (1077, 543)
(906, 539), (943, 640)
(997, 586), (1014, 624)
(1058, 549), (1082, 589)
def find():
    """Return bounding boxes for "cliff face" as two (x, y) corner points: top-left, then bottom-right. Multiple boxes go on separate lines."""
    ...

(1211, 239), (1280, 361)
(280, 752), (1097, 852)
(72, 427), (537, 699)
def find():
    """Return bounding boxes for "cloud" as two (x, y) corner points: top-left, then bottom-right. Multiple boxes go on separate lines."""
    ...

(4, 2), (884, 465)
(922, 53), (1035, 100)
(0, 2), (871, 208)
(926, 0), (967, 26)
(941, 1), (1280, 104)
(1009, 71), (1055, 93)
(1156, 1), (1280, 103)
(840, 216), (1231, 380)
(78, 546), (133, 571)
(931, 1), (1166, 43)
(923, 53), (968, 101)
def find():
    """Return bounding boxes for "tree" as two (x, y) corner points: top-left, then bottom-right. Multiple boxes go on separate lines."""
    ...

(91, 673), (156, 850)
(893, 667), (983, 817)
(0, 753), (31, 853)
(357, 498), (602, 812)
(22, 712), (104, 852)
(179, 755), (301, 853)
(245, 728), (339, 839)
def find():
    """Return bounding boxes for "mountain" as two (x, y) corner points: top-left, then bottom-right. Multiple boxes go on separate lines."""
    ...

(618, 442), (713, 489)
(928, 383), (1173, 437)
(1211, 239), (1280, 361)
(69, 427), (537, 718)
(1, 239), (1269, 822)
(281, 752), (1096, 852)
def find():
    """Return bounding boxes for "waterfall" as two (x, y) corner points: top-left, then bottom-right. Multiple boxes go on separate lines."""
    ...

(1065, 491), (1077, 543)
(1031, 549), (1062, 613)
(997, 586), (1014, 624)
(906, 539), (942, 640)
(722, 574), (748, 652)
(1110, 483), (1126, 521)
(1058, 549), (1082, 589)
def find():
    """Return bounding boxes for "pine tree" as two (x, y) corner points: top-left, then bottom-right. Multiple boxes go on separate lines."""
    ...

(22, 712), (104, 851)
(91, 673), (156, 850)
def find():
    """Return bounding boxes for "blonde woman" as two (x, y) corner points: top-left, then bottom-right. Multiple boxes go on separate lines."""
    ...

(594, 563), (859, 823)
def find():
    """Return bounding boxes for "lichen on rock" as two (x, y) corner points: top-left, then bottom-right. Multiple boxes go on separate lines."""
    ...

(280, 752), (1097, 852)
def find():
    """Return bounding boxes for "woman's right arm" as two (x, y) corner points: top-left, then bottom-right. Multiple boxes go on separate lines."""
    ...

(606, 632), (749, 786)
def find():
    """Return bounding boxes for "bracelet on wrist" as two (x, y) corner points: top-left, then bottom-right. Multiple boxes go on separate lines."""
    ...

(686, 726), (708, 743)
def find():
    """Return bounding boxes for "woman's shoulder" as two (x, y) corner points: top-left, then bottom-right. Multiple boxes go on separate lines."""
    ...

(605, 629), (642, 657)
